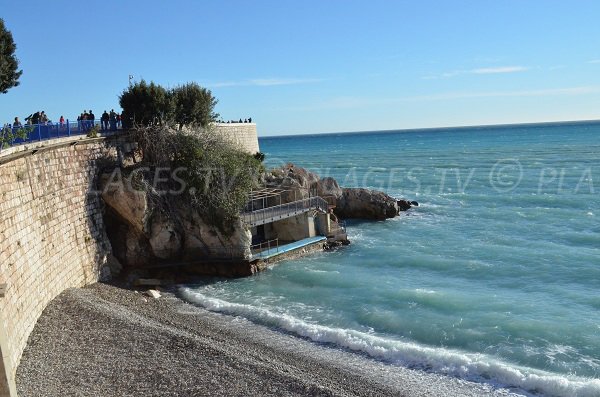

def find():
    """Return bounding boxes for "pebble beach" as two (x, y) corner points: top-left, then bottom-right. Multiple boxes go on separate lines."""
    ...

(16, 283), (523, 397)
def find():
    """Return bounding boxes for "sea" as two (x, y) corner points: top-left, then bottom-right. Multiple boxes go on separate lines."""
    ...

(181, 121), (600, 397)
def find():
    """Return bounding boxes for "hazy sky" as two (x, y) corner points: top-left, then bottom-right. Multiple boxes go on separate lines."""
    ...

(1, 0), (600, 136)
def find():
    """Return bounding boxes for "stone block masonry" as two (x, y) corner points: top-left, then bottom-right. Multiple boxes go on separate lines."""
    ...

(0, 138), (122, 396)
(214, 123), (260, 154)
(0, 123), (260, 396)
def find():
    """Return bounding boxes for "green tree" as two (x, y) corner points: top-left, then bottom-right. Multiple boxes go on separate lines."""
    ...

(171, 82), (219, 128)
(119, 80), (219, 129)
(119, 80), (173, 128)
(0, 19), (22, 94)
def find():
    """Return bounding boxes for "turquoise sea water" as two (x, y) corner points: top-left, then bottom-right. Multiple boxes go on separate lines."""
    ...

(181, 122), (600, 396)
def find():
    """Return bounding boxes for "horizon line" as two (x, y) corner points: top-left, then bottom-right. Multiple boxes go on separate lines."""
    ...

(259, 118), (600, 138)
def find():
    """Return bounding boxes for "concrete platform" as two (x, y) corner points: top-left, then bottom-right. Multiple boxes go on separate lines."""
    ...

(252, 236), (327, 260)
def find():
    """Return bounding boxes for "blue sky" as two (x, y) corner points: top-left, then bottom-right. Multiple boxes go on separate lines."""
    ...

(1, 0), (600, 136)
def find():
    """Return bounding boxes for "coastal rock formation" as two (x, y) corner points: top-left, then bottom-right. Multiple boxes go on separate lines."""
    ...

(100, 172), (148, 232)
(397, 199), (420, 211)
(336, 188), (399, 220)
(102, 162), (411, 275)
(397, 199), (412, 211)
(266, 164), (400, 220)
(265, 163), (320, 203)
(148, 211), (182, 259)
(317, 176), (343, 198)
(99, 171), (251, 270)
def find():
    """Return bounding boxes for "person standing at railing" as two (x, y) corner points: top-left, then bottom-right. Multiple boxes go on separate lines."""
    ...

(109, 109), (117, 131)
(59, 115), (64, 127)
(80, 111), (88, 131)
(31, 111), (40, 125)
(13, 117), (22, 128)
(88, 110), (95, 130)
(101, 110), (109, 131)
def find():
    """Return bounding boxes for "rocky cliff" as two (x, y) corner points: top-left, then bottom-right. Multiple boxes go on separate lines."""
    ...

(99, 162), (410, 279)
(99, 171), (251, 272)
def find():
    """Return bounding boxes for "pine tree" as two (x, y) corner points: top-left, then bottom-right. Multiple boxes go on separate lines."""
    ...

(0, 19), (22, 94)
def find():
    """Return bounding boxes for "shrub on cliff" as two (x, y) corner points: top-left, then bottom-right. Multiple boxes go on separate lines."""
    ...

(131, 124), (263, 234)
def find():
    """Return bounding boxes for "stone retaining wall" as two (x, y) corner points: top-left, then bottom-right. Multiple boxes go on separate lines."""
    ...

(0, 123), (260, 396)
(214, 123), (260, 154)
(0, 138), (122, 396)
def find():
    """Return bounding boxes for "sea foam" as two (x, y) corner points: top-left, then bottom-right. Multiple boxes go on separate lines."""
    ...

(180, 288), (600, 397)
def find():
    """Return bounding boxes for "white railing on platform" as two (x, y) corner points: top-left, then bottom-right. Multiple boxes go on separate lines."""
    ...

(241, 196), (328, 227)
(250, 238), (280, 258)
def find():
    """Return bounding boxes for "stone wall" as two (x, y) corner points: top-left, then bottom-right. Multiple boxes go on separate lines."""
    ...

(268, 214), (317, 242)
(0, 137), (122, 396)
(213, 123), (260, 154)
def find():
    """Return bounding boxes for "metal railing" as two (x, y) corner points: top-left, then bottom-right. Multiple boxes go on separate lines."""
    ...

(250, 238), (280, 258)
(241, 196), (329, 227)
(328, 219), (347, 236)
(0, 121), (123, 152)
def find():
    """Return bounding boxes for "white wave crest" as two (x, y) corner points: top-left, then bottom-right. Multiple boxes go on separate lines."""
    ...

(179, 288), (600, 397)
(415, 288), (437, 294)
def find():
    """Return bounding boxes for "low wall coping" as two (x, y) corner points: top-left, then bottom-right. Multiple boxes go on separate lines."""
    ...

(0, 131), (129, 165)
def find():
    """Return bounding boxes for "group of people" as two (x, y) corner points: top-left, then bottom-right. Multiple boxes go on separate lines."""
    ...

(26, 111), (50, 125)
(6, 111), (248, 132)
(5, 109), (123, 132)
(100, 110), (122, 131)
(77, 110), (95, 131)
(77, 109), (122, 131)
(3, 112), (50, 130)
(218, 117), (253, 124)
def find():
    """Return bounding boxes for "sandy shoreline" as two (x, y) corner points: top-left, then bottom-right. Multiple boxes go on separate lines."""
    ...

(17, 283), (524, 397)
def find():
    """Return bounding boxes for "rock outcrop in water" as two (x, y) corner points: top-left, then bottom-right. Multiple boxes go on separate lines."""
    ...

(100, 162), (413, 277)
(336, 188), (399, 220)
(265, 163), (403, 220)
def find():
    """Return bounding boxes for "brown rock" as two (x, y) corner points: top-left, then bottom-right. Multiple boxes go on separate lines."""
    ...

(148, 211), (182, 259)
(99, 169), (251, 269)
(317, 177), (342, 199)
(99, 171), (148, 232)
(397, 199), (412, 211)
(335, 188), (398, 220)
(265, 163), (320, 204)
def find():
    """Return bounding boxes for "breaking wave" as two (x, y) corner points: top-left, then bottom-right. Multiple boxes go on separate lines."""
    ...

(180, 288), (600, 397)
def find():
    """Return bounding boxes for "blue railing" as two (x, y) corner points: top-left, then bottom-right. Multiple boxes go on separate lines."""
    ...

(0, 121), (122, 152)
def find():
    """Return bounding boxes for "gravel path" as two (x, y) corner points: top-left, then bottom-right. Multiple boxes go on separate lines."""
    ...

(16, 283), (525, 397)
